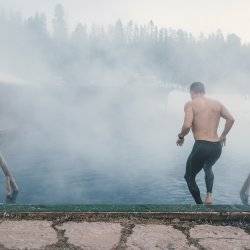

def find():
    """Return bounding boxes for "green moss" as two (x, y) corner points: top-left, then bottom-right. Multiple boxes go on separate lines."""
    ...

(0, 204), (249, 213)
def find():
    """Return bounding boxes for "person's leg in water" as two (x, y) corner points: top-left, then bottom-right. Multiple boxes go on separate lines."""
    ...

(203, 143), (222, 205)
(184, 142), (206, 204)
(240, 174), (250, 205)
(0, 152), (19, 202)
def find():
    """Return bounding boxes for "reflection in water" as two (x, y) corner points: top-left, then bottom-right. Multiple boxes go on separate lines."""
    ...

(0, 86), (249, 204)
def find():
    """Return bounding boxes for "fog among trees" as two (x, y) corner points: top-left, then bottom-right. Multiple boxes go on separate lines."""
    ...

(0, 4), (249, 92)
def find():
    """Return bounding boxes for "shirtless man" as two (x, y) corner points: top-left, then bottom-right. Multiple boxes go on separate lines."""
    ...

(177, 82), (235, 204)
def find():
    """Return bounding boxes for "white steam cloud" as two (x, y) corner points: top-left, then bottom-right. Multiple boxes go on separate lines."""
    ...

(0, 5), (249, 204)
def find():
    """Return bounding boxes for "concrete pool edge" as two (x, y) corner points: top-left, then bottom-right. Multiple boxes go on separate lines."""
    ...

(0, 204), (249, 222)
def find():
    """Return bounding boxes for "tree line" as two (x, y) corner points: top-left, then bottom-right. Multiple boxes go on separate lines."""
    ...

(0, 4), (249, 92)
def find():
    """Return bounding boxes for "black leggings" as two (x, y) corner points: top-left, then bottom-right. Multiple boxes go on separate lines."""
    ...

(184, 140), (222, 204)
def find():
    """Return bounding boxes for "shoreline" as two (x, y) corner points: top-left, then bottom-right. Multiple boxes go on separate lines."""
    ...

(0, 204), (249, 222)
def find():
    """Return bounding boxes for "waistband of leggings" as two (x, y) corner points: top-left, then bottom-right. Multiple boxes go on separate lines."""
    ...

(195, 140), (221, 145)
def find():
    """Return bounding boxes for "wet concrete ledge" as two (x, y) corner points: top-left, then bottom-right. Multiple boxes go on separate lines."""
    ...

(0, 204), (249, 222)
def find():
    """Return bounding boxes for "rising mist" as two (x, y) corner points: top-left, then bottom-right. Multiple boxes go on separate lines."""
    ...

(0, 4), (249, 204)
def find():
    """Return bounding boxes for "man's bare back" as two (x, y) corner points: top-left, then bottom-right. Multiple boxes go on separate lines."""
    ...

(184, 97), (234, 142)
(176, 82), (235, 204)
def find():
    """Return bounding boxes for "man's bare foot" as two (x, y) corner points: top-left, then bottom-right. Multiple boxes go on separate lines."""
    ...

(205, 193), (213, 205)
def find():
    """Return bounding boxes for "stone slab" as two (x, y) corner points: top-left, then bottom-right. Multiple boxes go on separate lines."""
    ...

(0, 220), (57, 249)
(190, 225), (250, 250)
(59, 222), (122, 249)
(0, 220), (249, 250)
(126, 224), (197, 250)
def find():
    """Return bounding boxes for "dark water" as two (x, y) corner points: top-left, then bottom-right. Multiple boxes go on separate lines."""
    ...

(0, 86), (249, 204)
(0, 134), (248, 205)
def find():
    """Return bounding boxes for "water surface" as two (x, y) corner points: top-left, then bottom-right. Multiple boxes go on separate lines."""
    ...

(0, 87), (249, 204)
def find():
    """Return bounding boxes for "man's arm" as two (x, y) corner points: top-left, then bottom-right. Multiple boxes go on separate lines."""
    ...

(220, 103), (235, 144)
(177, 102), (193, 146)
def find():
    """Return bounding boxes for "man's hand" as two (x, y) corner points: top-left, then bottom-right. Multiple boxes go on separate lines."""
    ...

(176, 137), (184, 146)
(220, 136), (226, 146)
(220, 103), (235, 145)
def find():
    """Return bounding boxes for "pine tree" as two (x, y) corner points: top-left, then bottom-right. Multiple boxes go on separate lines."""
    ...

(52, 4), (67, 41)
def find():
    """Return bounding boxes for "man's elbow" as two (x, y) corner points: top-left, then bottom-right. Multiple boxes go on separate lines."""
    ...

(182, 124), (192, 131)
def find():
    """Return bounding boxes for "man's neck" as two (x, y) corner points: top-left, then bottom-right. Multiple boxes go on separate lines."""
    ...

(192, 94), (205, 99)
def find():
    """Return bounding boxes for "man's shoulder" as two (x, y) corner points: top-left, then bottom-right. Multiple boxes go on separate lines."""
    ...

(184, 101), (193, 109)
(188, 97), (223, 111)
(206, 97), (222, 107)
(185, 100), (193, 106)
(185, 97), (223, 108)
(201, 97), (224, 113)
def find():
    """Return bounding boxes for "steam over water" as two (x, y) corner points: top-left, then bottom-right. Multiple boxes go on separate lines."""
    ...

(0, 4), (250, 204)
(0, 84), (249, 204)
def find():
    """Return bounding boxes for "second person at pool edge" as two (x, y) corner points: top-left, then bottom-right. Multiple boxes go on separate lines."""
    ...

(177, 82), (235, 205)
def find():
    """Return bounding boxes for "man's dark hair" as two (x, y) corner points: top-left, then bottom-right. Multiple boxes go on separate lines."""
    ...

(190, 82), (205, 94)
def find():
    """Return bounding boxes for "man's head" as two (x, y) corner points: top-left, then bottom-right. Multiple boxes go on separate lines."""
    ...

(190, 82), (205, 99)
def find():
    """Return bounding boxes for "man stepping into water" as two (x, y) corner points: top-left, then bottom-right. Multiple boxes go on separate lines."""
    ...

(177, 82), (235, 205)
(0, 152), (19, 202)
